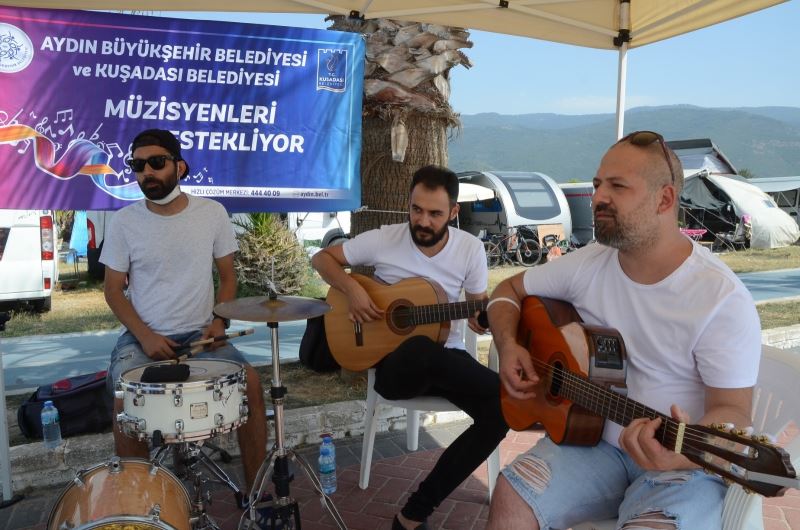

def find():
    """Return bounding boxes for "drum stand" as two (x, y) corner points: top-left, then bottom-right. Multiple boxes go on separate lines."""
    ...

(240, 320), (346, 530)
(152, 440), (247, 530)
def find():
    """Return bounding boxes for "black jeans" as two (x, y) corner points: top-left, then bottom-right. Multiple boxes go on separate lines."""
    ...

(374, 335), (509, 521)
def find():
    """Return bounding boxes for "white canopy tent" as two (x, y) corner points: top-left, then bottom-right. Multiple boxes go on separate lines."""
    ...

(8, 0), (787, 137)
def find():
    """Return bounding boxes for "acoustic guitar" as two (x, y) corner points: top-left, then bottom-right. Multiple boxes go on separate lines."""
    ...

(501, 296), (798, 497)
(324, 274), (486, 371)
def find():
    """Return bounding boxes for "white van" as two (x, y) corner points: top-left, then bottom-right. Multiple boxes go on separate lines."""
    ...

(0, 210), (58, 311)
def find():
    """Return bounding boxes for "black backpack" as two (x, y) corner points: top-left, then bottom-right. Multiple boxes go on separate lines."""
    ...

(298, 314), (340, 373)
(17, 370), (114, 440)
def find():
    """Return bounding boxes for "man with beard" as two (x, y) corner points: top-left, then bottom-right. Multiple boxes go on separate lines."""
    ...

(485, 131), (761, 530)
(100, 129), (268, 493)
(312, 165), (508, 530)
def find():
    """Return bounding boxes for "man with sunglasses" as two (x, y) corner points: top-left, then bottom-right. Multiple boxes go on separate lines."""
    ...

(100, 129), (268, 493)
(485, 131), (761, 529)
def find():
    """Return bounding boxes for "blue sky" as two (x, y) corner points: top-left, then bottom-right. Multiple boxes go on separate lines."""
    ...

(166, 2), (798, 116)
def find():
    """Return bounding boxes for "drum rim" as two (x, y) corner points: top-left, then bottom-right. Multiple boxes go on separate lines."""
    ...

(46, 457), (191, 530)
(118, 358), (245, 393)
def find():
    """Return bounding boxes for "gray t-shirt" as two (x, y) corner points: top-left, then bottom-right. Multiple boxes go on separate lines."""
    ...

(100, 195), (238, 335)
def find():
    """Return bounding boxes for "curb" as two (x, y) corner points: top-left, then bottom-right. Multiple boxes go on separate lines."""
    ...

(7, 325), (800, 492)
(8, 398), (468, 491)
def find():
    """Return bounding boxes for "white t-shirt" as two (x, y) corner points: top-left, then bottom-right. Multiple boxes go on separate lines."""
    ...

(100, 195), (238, 336)
(343, 223), (488, 348)
(521, 241), (761, 448)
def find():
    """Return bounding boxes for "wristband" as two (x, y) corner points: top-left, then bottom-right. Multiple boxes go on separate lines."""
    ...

(486, 297), (521, 311)
(212, 312), (231, 329)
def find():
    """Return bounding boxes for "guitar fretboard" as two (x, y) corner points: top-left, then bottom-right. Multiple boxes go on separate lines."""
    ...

(407, 299), (487, 326)
(554, 366), (678, 449)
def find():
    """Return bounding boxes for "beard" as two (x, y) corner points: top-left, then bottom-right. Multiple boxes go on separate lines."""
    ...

(139, 172), (178, 201)
(409, 220), (449, 247)
(594, 202), (654, 252)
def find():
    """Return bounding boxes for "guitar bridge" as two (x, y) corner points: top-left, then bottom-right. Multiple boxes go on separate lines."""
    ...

(354, 321), (363, 347)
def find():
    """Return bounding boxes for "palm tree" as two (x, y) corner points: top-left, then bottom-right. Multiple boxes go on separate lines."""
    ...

(327, 16), (473, 235)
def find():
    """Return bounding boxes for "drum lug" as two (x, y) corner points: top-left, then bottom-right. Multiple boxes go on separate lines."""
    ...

(213, 388), (223, 401)
(134, 390), (145, 406)
(173, 394), (183, 407)
(214, 413), (224, 427)
(175, 419), (184, 434)
(109, 456), (122, 474)
(239, 403), (249, 418)
(149, 503), (162, 522)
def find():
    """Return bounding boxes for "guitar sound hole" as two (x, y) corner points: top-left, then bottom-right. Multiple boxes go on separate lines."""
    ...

(390, 306), (412, 330)
(549, 362), (564, 397)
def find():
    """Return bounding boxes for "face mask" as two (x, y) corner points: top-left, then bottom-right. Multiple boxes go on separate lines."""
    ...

(146, 184), (182, 205)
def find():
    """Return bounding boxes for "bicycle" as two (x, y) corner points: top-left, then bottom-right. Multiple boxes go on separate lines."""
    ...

(482, 226), (542, 268)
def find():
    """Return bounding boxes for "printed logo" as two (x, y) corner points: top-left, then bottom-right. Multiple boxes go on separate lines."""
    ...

(317, 49), (347, 93)
(0, 23), (34, 73)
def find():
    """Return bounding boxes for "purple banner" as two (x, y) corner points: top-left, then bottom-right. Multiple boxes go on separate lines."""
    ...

(0, 7), (364, 212)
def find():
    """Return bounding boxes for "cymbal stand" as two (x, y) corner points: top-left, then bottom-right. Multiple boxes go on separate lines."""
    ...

(152, 440), (247, 530)
(239, 317), (346, 530)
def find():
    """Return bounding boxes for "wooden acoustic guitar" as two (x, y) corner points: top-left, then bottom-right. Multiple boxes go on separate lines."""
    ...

(501, 296), (798, 497)
(324, 273), (486, 371)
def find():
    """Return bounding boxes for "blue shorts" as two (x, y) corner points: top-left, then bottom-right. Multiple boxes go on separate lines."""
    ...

(107, 330), (249, 395)
(502, 436), (727, 530)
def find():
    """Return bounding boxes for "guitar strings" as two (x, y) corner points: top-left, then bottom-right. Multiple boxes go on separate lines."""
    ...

(523, 355), (728, 449)
(389, 300), (485, 325)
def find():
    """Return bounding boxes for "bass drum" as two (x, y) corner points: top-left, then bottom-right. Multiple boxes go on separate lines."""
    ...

(47, 457), (191, 530)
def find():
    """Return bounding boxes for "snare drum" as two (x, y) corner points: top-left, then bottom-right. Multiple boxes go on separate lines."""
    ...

(47, 457), (191, 530)
(116, 358), (248, 443)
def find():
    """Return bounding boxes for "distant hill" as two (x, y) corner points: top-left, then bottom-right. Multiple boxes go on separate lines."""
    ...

(448, 105), (800, 181)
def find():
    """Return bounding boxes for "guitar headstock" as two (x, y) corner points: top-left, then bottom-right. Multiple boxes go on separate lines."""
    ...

(683, 423), (798, 497)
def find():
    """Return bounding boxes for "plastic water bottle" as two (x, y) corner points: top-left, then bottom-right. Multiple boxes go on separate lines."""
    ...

(318, 436), (337, 495)
(41, 400), (62, 450)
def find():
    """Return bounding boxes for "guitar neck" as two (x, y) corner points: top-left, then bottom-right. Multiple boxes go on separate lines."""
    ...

(409, 299), (487, 326)
(557, 369), (679, 448)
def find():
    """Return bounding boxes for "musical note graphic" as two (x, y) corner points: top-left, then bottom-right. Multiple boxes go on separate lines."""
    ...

(54, 109), (73, 123)
(104, 142), (124, 158)
(17, 139), (30, 154)
(89, 123), (103, 142)
(57, 123), (74, 137)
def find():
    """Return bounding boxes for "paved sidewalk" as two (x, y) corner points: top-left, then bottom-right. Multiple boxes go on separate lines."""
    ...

(1, 422), (798, 530)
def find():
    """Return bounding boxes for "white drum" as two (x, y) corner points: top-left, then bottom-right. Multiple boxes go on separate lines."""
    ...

(116, 358), (248, 443)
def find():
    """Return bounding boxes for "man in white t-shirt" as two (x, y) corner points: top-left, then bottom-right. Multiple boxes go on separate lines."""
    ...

(100, 129), (267, 493)
(485, 131), (761, 530)
(312, 166), (508, 530)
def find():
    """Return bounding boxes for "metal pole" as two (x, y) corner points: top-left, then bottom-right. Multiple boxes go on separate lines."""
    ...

(0, 350), (12, 500)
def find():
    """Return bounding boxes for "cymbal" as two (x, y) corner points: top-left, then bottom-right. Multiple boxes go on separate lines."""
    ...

(214, 295), (330, 323)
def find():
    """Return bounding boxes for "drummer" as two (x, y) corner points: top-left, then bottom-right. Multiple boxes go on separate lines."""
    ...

(100, 128), (268, 492)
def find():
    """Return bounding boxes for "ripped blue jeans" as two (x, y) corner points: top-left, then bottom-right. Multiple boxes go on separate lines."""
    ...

(502, 436), (726, 530)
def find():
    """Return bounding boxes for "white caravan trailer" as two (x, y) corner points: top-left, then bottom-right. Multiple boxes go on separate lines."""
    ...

(558, 182), (594, 246)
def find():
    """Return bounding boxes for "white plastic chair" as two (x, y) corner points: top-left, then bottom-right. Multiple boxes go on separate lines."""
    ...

(573, 344), (800, 530)
(359, 324), (501, 499)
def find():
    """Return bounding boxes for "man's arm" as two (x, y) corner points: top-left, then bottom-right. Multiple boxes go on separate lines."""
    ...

(619, 385), (753, 471)
(204, 253), (236, 341)
(311, 245), (383, 323)
(488, 273), (539, 399)
(104, 266), (178, 359)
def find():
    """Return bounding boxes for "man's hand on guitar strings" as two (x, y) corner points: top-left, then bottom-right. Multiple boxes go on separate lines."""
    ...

(467, 310), (489, 334)
(619, 404), (695, 472)
(499, 343), (540, 400)
(346, 284), (385, 324)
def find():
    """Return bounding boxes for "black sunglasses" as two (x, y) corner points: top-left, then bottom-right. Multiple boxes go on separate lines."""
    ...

(126, 155), (177, 172)
(618, 130), (677, 185)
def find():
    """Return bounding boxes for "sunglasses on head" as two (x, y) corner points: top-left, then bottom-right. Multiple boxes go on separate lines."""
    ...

(617, 130), (677, 185)
(126, 155), (177, 172)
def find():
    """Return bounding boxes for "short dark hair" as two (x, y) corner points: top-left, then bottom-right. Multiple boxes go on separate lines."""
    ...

(131, 129), (189, 179)
(410, 165), (459, 205)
